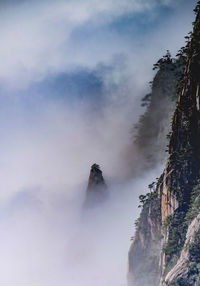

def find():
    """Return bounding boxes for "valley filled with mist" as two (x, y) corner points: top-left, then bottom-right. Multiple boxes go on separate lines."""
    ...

(0, 1), (197, 286)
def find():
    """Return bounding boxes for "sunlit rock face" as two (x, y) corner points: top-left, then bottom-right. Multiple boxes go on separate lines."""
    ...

(128, 4), (200, 286)
(160, 5), (200, 285)
(84, 164), (107, 208)
(127, 54), (182, 286)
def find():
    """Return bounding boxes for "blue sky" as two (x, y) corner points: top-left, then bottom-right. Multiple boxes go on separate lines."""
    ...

(0, 0), (195, 126)
(0, 0), (196, 217)
(0, 0), (196, 96)
(0, 0), (197, 194)
(0, 2), (198, 286)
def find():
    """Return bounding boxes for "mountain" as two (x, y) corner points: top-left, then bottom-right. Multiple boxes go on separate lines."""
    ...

(83, 164), (107, 208)
(131, 49), (185, 174)
(128, 2), (200, 285)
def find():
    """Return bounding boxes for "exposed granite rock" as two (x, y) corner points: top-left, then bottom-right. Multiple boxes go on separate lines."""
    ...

(128, 195), (162, 286)
(128, 3), (200, 286)
(159, 5), (200, 279)
(163, 214), (200, 286)
(84, 164), (107, 208)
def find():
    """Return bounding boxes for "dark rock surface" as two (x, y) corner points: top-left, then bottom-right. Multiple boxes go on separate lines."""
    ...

(84, 164), (107, 208)
(128, 3), (200, 286)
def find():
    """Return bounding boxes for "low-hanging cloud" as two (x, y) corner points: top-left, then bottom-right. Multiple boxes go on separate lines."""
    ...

(0, 0), (197, 285)
(0, 0), (194, 89)
(0, 87), (164, 286)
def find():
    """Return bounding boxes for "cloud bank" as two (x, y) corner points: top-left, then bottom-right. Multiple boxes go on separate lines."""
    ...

(0, 0), (197, 285)
(0, 0), (195, 89)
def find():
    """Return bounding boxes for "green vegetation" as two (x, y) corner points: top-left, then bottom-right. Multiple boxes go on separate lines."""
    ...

(153, 50), (174, 71)
(132, 3), (200, 283)
(163, 180), (200, 277)
(138, 181), (157, 208)
(189, 228), (200, 263)
(163, 255), (179, 278)
(138, 191), (158, 208)
(194, 1), (200, 15)
(163, 211), (188, 259)
(133, 50), (185, 169)
(168, 229), (200, 285)
(185, 181), (200, 224)
(171, 146), (193, 168)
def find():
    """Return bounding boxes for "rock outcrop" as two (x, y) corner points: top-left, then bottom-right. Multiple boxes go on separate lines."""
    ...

(132, 51), (185, 173)
(128, 195), (162, 286)
(84, 164), (107, 208)
(163, 214), (200, 286)
(128, 2), (200, 286)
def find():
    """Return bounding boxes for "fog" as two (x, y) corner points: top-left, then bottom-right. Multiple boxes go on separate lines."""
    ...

(0, 0), (196, 285)
(0, 97), (163, 286)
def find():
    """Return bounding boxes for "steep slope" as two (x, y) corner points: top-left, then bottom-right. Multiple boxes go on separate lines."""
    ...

(132, 51), (185, 173)
(128, 191), (162, 286)
(128, 178), (163, 286)
(84, 164), (107, 208)
(128, 2), (200, 286)
(161, 3), (200, 284)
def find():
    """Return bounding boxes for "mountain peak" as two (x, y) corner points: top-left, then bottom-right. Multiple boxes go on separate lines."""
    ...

(84, 163), (107, 208)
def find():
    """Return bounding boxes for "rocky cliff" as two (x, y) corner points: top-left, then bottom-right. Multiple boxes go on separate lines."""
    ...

(132, 50), (185, 173)
(84, 163), (107, 208)
(128, 2), (200, 285)
(128, 192), (162, 286)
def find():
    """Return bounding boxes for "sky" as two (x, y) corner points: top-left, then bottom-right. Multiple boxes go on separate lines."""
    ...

(0, 0), (196, 194)
(0, 0), (197, 285)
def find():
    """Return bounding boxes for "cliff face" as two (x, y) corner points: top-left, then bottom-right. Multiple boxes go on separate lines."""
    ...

(128, 3), (200, 286)
(128, 195), (162, 286)
(133, 52), (185, 173)
(163, 214), (200, 286)
(84, 164), (107, 208)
